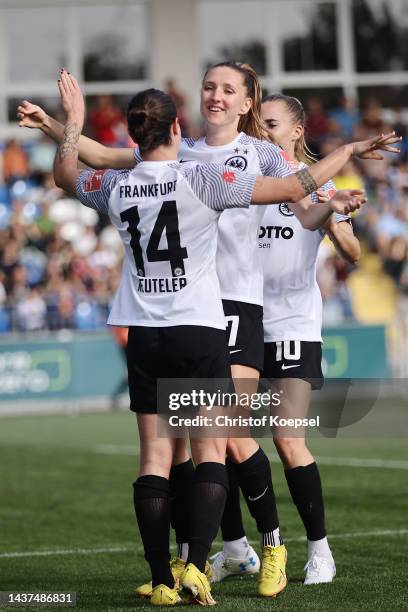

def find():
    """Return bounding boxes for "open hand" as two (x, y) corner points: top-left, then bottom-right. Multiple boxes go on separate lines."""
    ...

(329, 189), (367, 215)
(352, 132), (401, 160)
(58, 68), (85, 128)
(17, 101), (47, 129)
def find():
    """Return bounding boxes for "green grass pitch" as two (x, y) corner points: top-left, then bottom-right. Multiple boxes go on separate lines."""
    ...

(0, 411), (407, 611)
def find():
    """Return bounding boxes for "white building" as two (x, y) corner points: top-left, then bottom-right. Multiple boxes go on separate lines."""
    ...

(0, 0), (407, 137)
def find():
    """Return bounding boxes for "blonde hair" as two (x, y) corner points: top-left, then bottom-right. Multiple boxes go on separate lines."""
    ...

(203, 62), (270, 141)
(262, 94), (316, 165)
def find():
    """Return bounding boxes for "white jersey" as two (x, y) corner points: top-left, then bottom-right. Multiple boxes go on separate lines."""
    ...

(76, 162), (255, 329)
(134, 133), (293, 305)
(259, 161), (347, 342)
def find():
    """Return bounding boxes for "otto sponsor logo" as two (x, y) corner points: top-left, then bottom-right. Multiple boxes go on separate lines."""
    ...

(225, 155), (248, 171)
(258, 225), (294, 239)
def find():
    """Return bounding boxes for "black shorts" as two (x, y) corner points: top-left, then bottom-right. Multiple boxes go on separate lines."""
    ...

(263, 340), (324, 390)
(222, 300), (264, 372)
(127, 325), (231, 413)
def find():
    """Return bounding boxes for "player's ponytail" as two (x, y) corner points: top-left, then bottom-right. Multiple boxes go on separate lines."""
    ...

(127, 89), (177, 153)
(203, 62), (269, 141)
(262, 94), (316, 165)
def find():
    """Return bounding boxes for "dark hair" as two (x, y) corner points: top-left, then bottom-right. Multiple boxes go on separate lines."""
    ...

(127, 88), (177, 153)
(262, 94), (316, 164)
(203, 62), (269, 141)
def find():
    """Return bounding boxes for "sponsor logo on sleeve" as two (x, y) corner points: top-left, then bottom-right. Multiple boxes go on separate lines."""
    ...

(84, 170), (107, 193)
(222, 170), (236, 183)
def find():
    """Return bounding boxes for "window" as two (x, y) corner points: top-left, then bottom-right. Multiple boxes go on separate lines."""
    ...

(198, 1), (269, 75)
(279, 1), (338, 71)
(79, 5), (147, 81)
(353, 0), (408, 72)
(6, 8), (67, 82)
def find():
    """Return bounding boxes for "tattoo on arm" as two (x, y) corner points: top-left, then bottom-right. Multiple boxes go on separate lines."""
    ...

(58, 122), (80, 162)
(295, 168), (318, 196)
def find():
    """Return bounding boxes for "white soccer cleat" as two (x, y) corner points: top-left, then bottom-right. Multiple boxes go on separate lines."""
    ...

(210, 546), (260, 583)
(303, 554), (336, 585)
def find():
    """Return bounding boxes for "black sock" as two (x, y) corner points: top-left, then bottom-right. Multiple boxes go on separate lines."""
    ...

(169, 459), (195, 550)
(187, 462), (229, 572)
(285, 462), (326, 541)
(133, 475), (174, 588)
(235, 447), (280, 537)
(220, 458), (246, 541)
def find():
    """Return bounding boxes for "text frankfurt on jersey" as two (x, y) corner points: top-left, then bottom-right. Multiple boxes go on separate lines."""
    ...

(120, 180), (177, 199)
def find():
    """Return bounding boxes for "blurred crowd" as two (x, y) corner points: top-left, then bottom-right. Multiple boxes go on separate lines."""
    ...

(0, 89), (407, 334)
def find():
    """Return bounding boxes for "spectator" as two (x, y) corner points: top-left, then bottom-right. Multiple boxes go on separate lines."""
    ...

(305, 97), (330, 154)
(2, 139), (30, 186)
(87, 95), (126, 147)
(329, 95), (360, 140)
(15, 286), (47, 331)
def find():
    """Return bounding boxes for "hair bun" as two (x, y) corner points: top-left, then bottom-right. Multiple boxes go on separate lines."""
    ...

(132, 109), (148, 126)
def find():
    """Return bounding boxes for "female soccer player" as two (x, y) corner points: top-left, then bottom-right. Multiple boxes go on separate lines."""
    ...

(261, 94), (361, 584)
(213, 94), (361, 587)
(18, 66), (399, 599)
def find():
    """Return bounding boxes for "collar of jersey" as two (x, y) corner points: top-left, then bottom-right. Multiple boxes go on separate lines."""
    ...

(195, 132), (243, 151)
(136, 159), (177, 166)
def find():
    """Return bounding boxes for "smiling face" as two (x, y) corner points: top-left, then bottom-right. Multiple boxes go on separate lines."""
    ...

(200, 66), (252, 133)
(261, 99), (303, 157)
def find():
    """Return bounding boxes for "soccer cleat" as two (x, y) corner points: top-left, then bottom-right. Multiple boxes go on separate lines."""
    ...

(136, 556), (212, 598)
(210, 545), (260, 583)
(150, 584), (182, 606)
(304, 554), (336, 585)
(135, 556), (185, 598)
(258, 544), (287, 597)
(180, 563), (216, 606)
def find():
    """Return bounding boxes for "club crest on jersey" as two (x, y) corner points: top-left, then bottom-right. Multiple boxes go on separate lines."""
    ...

(225, 155), (248, 171)
(84, 169), (107, 192)
(279, 203), (294, 217)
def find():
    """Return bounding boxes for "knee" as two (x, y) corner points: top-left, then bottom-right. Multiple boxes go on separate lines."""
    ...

(227, 438), (259, 464)
(191, 439), (226, 465)
(274, 437), (307, 465)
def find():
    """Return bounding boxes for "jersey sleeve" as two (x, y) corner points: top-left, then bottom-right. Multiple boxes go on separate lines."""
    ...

(76, 169), (127, 214)
(133, 147), (143, 166)
(253, 140), (293, 178)
(182, 163), (256, 211)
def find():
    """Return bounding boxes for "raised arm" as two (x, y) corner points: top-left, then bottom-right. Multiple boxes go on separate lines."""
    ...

(53, 72), (86, 195)
(18, 72), (135, 170)
(251, 132), (400, 206)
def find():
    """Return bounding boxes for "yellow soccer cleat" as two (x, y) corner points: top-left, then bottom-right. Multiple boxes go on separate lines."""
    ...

(180, 562), (216, 606)
(135, 556), (185, 598)
(150, 584), (182, 606)
(258, 544), (287, 597)
(136, 556), (212, 599)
